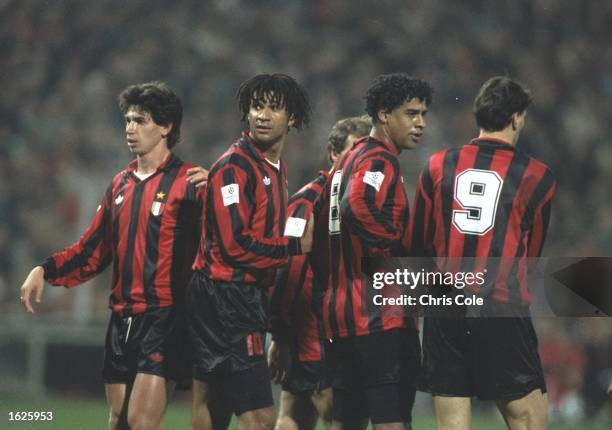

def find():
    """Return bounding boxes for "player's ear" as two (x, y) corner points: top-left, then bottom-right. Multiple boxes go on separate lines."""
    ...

(377, 109), (389, 124)
(510, 113), (517, 131)
(288, 115), (295, 129)
(330, 149), (340, 164)
(161, 122), (173, 139)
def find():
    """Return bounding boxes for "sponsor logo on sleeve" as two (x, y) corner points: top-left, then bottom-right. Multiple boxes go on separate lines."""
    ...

(363, 171), (385, 192)
(221, 183), (240, 206)
(284, 216), (307, 237)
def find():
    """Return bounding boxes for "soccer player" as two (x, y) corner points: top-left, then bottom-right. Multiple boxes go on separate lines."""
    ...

(410, 76), (556, 430)
(314, 74), (433, 429)
(187, 73), (313, 430)
(19, 82), (209, 430)
(268, 116), (372, 430)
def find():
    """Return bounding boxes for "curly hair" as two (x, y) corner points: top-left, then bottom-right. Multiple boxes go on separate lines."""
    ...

(237, 73), (311, 130)
(365, 73), (434, 123)
(473, 76), (532, 132)
(118, 81), (183, 149)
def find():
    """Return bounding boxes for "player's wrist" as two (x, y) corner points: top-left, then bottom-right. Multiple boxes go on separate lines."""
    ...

(39, 259), (56, 280)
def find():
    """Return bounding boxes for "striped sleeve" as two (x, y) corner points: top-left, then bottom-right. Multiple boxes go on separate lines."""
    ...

(408, 159), (435, 256)
(527, 171), (556, 258)
(269, 254), (309, 340)
(269, 173), (327, 339)
(42, 185), (113, 287)
(339, 153), (404, 256)
(209, 164), (299, 269)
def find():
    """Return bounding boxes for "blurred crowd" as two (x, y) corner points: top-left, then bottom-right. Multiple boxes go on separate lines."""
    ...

(0, 0), (610, 420)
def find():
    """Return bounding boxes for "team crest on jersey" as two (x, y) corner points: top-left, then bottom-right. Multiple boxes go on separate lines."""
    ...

(263, 176), (271, 186)
(151, 191), (166, 216)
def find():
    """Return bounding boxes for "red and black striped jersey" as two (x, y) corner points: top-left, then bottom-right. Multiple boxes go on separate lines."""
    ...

(409, 137), (556, 306)
(314, 136), (412, 339)
(42, 154), (202, 316)
(193, 132), (301, 287)
(270, 171), (329, 362)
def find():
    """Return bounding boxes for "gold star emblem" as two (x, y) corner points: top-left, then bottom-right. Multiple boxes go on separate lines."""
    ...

(156, 192), (166, 200)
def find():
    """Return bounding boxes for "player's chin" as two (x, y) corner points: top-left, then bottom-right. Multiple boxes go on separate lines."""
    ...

(402, 139), (418, 150)
(254, 132), (280, 145)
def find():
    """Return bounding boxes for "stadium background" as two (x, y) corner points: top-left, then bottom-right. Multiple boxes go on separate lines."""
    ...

(0, 0), (610, 428)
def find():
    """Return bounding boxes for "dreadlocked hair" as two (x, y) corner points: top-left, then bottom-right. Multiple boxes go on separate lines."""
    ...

(237, 73), (311, 130)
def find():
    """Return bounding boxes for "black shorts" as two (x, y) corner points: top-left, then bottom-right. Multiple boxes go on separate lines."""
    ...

(282, 360), (332, 395)
(186, 272), (274, 413)
(422, 304), (547, 401)
(102, 307), (192, 389)
(325, 328), (421, 424)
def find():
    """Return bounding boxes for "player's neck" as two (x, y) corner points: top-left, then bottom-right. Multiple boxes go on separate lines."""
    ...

(136, 143), (171, 175)
(262, 138), (285, 164)
(370, 126), (400, 154)
(478, 129), (517, 146)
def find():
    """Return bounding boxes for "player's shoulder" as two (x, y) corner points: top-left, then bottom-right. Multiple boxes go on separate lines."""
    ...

(524, 153), (556, 186)
(526, 153), (554, 174)
(424, 147), (453, 171)
(353, 139), (400, 170)
(110, 166), (130, 186)
(180, 159), (197, 170)
(208, 146), (256, 179)
(211, 144), (244, 167)
(429, 147), (453, 161)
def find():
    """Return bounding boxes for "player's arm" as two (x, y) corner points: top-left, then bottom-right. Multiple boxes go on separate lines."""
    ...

(339, 155), (405, 256)
(407, 159), (436, 257)
(21, 186), (114, 313)
(181, 181), (205, 270)
(208, 165), (307, 269)
(527, 173), (557, 258)
(268, 252), (309, 339)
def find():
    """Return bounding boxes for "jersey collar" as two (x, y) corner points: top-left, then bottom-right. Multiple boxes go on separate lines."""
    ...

(470, 137), (516, 150)
(367, 135), (399, 155)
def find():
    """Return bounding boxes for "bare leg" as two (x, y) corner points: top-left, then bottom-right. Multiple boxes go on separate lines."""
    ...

(310, 387), (333, 429)
(105, 383), (130, 430)
(496, 389), (548, 430)
(127, 373), (172, 430)
(191, 379), (215, 430)
(275, 390), (319, 430)
(433, 396), (471, 430)
(236, 406), (276, 430)
(190, 379), (233, 430)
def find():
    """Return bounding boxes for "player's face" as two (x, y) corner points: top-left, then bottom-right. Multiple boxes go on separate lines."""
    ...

(383, 98), (428, 152)
(125, 108), (170, 155)
(247, 94), (295, 147)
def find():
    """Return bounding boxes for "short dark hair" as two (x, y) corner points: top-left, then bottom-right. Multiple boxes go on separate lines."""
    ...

(327, 116), (371, 163)
(474, 76), (532, 132)
(237, 73), (311, 130)
(118, 81), (183, 149)
(365, 73), (433, 123)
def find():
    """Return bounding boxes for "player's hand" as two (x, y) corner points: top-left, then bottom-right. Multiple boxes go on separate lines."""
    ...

(300, 213), (314, 253)
(186, 166), (209, 188)
(267, 339), (292, 384)
(20, 266), (45, 314)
